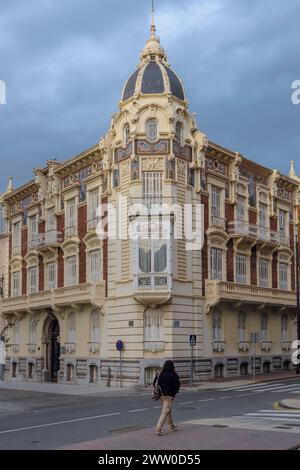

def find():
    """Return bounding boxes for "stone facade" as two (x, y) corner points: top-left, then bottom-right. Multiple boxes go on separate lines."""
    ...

(0, 18), (299, 386)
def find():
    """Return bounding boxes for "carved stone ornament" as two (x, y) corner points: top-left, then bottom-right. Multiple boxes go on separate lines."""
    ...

(177, 158), (186, 176)
(141, 158), (164, 172)
(120, 160), (130, 177)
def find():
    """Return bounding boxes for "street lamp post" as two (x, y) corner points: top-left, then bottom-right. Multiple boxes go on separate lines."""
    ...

(0, 325), (8, 381)
(296, 235), (300, 375)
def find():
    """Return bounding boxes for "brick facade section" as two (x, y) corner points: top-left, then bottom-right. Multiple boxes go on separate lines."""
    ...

(272, 252), (278, 289)
(225, 202), (234, 228)
(226, 239), (234, 282)
(270, 216), (277, 231)
(250, 246), (257, 286)
(249, 209), (257, 225)
(39, 256), (44, 291)
(78, 204), (87, 285)
(58, 248), (64, 288)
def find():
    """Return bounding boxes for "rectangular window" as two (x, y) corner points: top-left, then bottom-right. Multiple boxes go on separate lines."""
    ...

(143, 172), (163, 202)
(28, 266), (38, 294)
(47, 208), (56, 231)
(12, 222), (21, 248)
(211, 186), (221, 218)
(89, 190), (99, 220)
(0, 204), (7, 234)
(237, 196), (246, 221)
(259, 259), (269, 287)
(67, 199), (76, 227)
(211, 248), (223, 280)
(47, 262), (56, 290)
(259, 203), (268, 227)
(236, 254), (247, 284)
(89, 250), (101, 284)
(66, 256), (77, 286)
(12, 272), (21, 297)
(29, 215), (38, 240)
(279, 262), (288, 290)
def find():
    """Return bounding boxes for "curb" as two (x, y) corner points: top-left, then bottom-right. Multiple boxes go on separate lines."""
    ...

(274, 400), (300, 411)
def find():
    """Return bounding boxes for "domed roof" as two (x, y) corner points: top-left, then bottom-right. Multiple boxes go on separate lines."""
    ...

(121, 17), (186, 102)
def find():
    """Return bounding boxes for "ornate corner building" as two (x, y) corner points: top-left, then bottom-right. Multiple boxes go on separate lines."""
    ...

(0, 18), (299, 385)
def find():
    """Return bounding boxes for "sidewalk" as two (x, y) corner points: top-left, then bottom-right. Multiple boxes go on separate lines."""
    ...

(0, 369), (297, 396)
(66, 420), (300, 450)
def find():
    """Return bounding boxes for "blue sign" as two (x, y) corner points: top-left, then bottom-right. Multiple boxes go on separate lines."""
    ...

(116, 340), (124, 352)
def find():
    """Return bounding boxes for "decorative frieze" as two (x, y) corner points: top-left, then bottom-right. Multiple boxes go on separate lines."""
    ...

(141, 157), (164, 172)
(136, 139), (169, 155)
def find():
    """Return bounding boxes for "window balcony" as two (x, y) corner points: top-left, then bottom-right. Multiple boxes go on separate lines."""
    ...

(238, 341), (250, 352)
(229, 221), (280, 245)
(1, 283), (105, 315)
(261, 341), (272, 352)
(205, 280), (297, 311)
(11, 246), (21, 257)
(27, 343), (37, 354)
(210, 215), (226, 231)
(144, 341), (165, 353)
(64, 226), (78, 239)
(279, 234), (290, 248)
(38, 230), (63, 247)
(133, 273), (172, 306)
(88, 342), (100, 353)
(212, 341), (225, 352)
(281, 341), (291, 352)
(64, 343), (76, 354)
(87, 218), (98, 232)
(28, 236), (40, 251)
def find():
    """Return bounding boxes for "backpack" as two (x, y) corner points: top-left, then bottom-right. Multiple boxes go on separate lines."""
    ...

(152, 373), (162, 401)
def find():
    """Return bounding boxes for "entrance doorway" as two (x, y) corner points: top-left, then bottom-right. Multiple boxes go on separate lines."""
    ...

(50, 319), (60, 382)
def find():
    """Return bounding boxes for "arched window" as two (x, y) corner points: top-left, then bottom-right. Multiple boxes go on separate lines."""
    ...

(146, 119), (158, 142)
(260, 312), (268, 341)
(90, 311), (100, 343)
(212, 310), (222, 341)
(123, 124), (130, 146)
(144, 308), (164, 341)
(29, 318), (37, 345)
(13, 320), (20, 346)
(175, 122), (183, 145)
(67, 312), (76, 344)
(281, 314), (288, 342)
(237, 312), (247, 342)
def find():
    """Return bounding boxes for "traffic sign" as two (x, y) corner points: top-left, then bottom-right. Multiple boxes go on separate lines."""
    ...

(116, 340), (124, 352)
(190, 335), (197, 346)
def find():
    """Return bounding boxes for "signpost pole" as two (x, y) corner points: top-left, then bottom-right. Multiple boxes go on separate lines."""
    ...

(119, 350), (122, 388)
(190, 344), (193, 387)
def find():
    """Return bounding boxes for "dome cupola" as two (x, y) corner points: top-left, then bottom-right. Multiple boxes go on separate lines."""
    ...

(122, 13), (186, 103)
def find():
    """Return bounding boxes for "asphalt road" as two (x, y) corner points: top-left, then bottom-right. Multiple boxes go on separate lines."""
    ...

(1, 378), (300, 449)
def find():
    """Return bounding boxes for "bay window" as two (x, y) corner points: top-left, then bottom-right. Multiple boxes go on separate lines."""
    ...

(139, 238), (167, 273)
(259, 258), (269, 288)
(28, 266), (38, 294)
(211, 248), (223, 280)
(66, 256), (77, 287)
(236, 254), (247, 284)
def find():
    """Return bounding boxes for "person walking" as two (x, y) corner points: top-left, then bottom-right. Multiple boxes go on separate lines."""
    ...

(153, 360), (180, 436)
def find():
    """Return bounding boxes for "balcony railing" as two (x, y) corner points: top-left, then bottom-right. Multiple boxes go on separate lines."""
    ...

(64, 226), (78, 238)
(135, 273), (172, 290)
(206, 280), (297, 308)
(228, 220), (281, 244)
(212, 341), (225, 352)
(210, 215), (226, 230)
(1, 283), (105, 314)
(87, 218), (98, 231)
(144, 341), (165, 352)
(11, 246), (21, 257)
(28, 235), (40, 250)
(88, 342), (100, 353)
(39, 230), (63, 246)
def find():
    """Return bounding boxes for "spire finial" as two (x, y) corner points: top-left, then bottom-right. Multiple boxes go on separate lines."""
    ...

(290, 160), (296, 178)
(150, 0), (156, 37)
(7, 176), (13, 193)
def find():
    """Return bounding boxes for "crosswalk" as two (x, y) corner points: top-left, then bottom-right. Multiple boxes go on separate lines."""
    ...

(244, 409), (300, 423)
(218, 380), (300, 395)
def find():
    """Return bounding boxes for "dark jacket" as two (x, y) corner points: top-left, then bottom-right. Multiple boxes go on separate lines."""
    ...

(154, 371), (180, 398)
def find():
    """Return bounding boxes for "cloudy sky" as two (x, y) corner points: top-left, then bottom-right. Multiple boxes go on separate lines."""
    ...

(0, 0), (299, 191)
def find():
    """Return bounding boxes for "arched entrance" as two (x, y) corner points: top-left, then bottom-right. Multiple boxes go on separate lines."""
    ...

(43, 315), (60, 382)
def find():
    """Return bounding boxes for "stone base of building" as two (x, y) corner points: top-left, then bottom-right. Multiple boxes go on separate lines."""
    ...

(3, 354), (295, 386)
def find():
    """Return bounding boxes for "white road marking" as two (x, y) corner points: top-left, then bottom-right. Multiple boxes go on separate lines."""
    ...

(222, 382), (284, 392)
(236, 393), (257, 397)
(178, 401), (194, 405)
(219, 396), (231, 399)
(0, 412), (121, 435)
(198, 398), (214, 402)
(128, 408), (149, 413)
